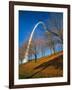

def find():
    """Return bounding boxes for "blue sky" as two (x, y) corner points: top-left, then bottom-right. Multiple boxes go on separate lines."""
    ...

(19, 10), (63, 60)
(19, 10), (63, 48)
(19, 10), (49, 47)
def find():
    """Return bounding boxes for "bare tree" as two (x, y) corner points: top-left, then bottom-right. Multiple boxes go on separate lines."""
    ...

(46, 13), (63, 44)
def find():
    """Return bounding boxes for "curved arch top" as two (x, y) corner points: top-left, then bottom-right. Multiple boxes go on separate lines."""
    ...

(23, 21), (47, 63)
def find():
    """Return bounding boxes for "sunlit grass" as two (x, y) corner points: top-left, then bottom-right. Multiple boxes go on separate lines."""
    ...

(19, 51), (63, 79)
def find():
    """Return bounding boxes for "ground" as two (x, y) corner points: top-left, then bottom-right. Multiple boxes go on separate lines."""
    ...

(19, 51), (63, 79)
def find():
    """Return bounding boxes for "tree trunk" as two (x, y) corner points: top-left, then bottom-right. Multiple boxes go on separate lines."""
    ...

(35, 53), (37, 63)
(52, 46), (55, 54)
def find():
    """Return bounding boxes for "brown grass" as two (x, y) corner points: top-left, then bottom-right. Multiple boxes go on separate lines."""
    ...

(19, 51), (63, 79)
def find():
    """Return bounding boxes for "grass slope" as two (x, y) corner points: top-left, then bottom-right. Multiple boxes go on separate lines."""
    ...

(19, 51), (63, 79)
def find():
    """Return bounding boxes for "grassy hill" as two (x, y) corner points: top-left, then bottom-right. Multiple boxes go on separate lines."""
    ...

(19, 51), (63, 79)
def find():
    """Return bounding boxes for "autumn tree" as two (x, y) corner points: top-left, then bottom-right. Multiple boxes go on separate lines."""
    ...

(19, 41), (28, 64)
